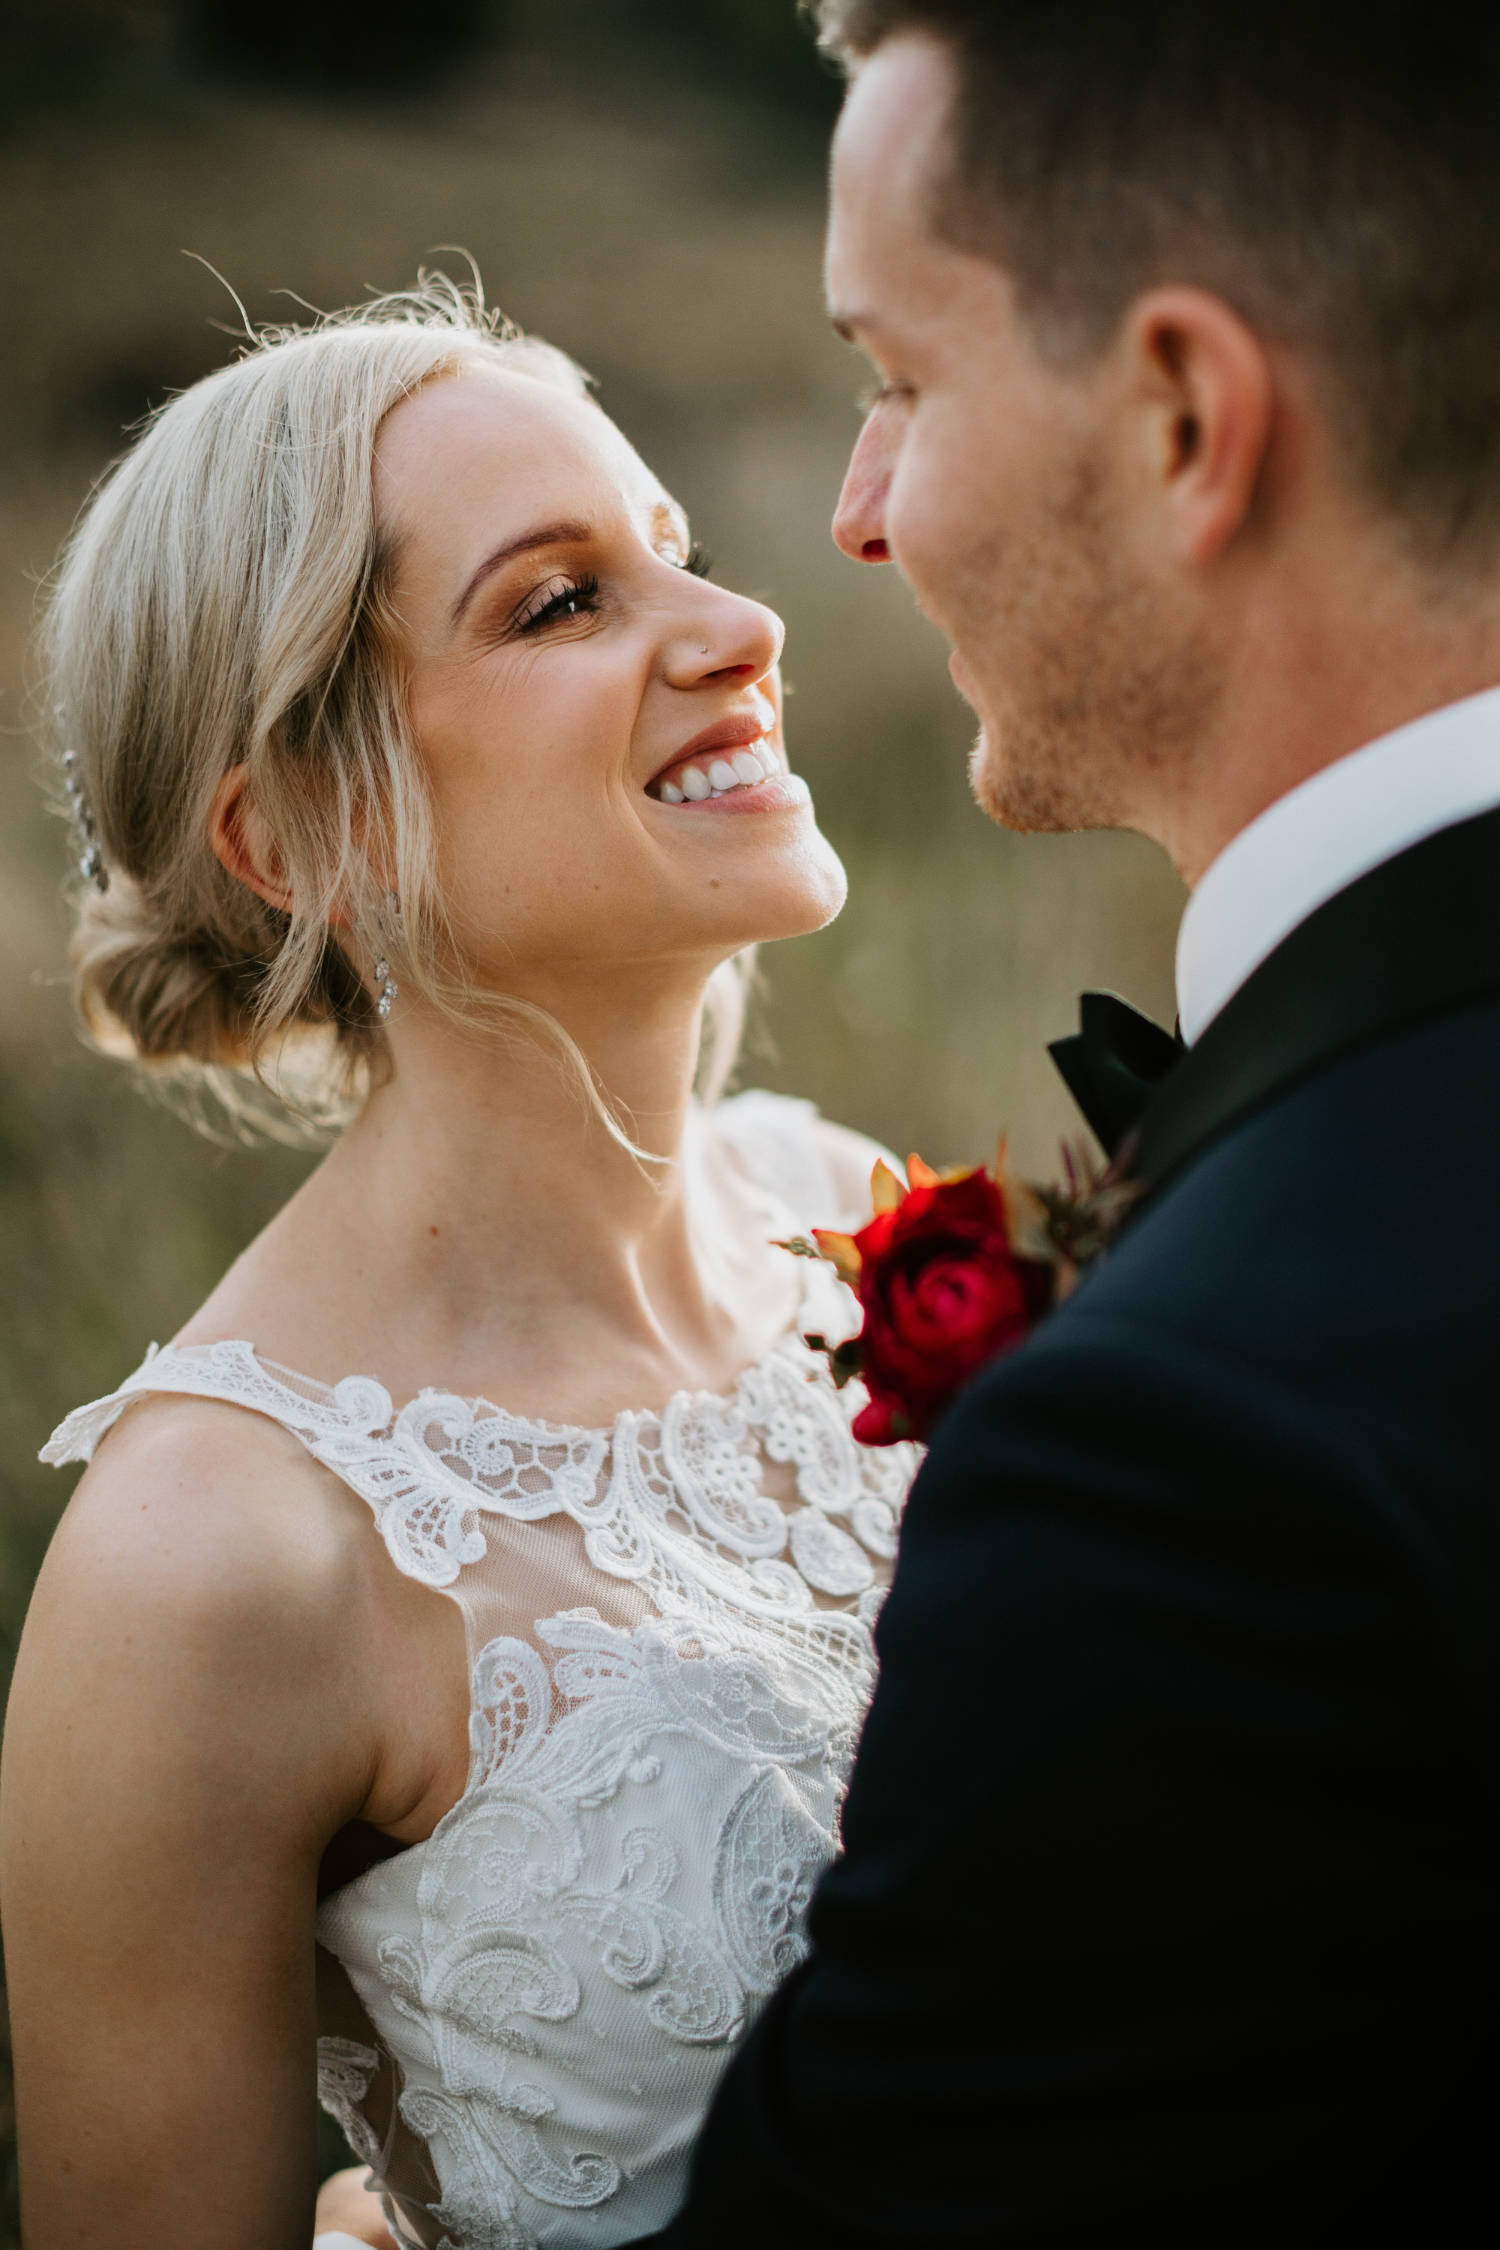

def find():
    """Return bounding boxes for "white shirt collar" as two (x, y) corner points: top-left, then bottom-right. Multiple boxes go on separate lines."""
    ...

(1176, 684), (1500, 1045)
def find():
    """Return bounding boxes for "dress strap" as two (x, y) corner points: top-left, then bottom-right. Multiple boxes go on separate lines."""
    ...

(40, 1339), (389, 1467)
(41, 1342), (172, 1467)
(39, 1340), (607, 1592)
(39, 1342), (486, 1586)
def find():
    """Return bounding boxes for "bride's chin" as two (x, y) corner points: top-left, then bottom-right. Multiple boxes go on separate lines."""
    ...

(802, 856), (850, 933)
(738, 838), (849, 942)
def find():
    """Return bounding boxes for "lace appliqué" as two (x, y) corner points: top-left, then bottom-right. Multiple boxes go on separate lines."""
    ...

(317, 2036), (384, 2170)
(348, 1609), (856, 2241)
(316, 2038), (433, 2250)
(49, 1342), (916, 2248)
(43, 1093), (921, 2250)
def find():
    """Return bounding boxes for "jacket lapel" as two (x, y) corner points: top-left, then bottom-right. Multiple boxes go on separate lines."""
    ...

(1131, 802), (1500, 1197)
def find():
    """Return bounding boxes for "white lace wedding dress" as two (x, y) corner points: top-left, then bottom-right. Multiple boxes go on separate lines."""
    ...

(43, 1092), (920, 2250)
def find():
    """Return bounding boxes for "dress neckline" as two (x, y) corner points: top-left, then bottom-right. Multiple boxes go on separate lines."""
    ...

(144, 1250), (835, 1449)
(156, 1089), (842, 1444)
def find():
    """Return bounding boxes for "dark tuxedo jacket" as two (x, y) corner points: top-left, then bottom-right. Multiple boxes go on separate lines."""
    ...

(644, 807), (1500, 2245)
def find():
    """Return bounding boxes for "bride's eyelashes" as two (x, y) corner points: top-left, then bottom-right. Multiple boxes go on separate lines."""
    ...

(504, 542), (709, 639)
(512, 572), (602, 635)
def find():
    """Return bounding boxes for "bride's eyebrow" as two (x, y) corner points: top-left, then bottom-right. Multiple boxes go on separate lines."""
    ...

(450, 518), (593, 629)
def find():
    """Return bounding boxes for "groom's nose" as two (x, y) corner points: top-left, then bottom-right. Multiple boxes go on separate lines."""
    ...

(833, 413), (894, 564)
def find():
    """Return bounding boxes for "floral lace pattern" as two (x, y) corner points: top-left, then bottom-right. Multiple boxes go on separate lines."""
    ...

(43, 1093), (919, 2250)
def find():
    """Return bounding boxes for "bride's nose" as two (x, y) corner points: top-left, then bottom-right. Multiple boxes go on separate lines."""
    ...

(669, 589), (785, 685)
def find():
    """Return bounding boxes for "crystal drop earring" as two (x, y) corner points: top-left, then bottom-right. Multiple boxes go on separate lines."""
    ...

(374, 893), (400, 1024)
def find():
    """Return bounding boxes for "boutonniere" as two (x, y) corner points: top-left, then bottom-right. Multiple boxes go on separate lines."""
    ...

(779, 1142), (1139, 1446)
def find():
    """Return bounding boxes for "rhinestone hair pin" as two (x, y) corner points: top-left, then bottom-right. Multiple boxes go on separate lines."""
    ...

(60, 736), (108, 893)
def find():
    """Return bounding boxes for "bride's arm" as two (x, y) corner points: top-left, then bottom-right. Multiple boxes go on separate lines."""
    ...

(0, 1396), (384, 2250)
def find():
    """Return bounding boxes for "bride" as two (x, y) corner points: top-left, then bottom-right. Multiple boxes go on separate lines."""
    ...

(0, 278), (918, 2250)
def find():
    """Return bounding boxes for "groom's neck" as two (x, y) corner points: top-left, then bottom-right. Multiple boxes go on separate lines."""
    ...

(1157, 528), (1500, 888)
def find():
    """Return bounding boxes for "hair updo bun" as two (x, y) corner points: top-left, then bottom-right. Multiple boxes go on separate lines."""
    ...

(70, 867), (374, 1075)
(72, 873), (271, 1068)
(39, 274), (594, 1139)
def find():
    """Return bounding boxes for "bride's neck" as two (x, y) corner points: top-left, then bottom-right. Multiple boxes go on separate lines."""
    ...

(180, 964), (795, 1417)
(289, 969), (735, 1354)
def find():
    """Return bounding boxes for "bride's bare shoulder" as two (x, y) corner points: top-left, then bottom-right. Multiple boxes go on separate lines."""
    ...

(36, 1389), (374, 1663)
(1, 1398), (387, 2054)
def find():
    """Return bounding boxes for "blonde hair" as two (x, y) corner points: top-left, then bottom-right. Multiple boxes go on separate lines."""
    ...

(39, 273), (753, 1147)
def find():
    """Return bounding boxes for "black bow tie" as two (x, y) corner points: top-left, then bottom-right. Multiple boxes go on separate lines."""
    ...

(1049, 992), (1184, 1160)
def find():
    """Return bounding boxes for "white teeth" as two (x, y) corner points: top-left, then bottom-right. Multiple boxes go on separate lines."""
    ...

(656, 741), (778, 804)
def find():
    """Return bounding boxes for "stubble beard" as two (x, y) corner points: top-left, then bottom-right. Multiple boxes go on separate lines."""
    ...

(962, 450), (1222, 840)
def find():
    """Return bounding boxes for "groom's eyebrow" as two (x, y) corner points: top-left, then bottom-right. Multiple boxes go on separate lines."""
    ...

(450, 519), (594, 627)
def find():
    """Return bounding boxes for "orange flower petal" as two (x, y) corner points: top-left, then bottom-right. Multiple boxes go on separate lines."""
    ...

(871, 1159), (907, 1215)
(811, 1228), (864, 1289)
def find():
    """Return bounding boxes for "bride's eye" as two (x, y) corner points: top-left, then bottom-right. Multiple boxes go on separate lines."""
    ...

(681, 542), (713, 579)
(513, 573), (601, 634)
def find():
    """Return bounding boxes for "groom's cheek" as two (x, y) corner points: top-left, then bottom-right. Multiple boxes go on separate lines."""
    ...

(881, 429), (944, 595)
(886, 444), (982, 641)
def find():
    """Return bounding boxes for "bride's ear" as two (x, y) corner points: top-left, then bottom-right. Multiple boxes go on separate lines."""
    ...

(209, 764), (303, 919)
(1126, 286), (1274, 567)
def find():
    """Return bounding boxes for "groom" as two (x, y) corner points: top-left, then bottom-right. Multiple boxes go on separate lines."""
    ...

(648, 3), (1500, 2242)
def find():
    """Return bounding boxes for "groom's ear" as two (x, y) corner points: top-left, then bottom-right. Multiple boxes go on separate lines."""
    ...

(1123, 287), (1274, 568)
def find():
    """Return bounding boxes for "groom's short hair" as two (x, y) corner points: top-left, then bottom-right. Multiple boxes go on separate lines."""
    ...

(813, 0), (1500, 563)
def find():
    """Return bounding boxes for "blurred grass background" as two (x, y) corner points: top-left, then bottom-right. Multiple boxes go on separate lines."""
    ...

(0, 2), (1183, 2233)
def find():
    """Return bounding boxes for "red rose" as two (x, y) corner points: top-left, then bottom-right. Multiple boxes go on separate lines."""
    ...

(846, 1168), (1050, 1444)
(788, 1139), (1135, 1447)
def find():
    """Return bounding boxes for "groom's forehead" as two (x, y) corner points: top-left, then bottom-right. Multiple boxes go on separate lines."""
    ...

(826, 36), (965, 319)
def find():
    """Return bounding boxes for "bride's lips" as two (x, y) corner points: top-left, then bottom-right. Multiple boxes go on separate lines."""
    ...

(645, 699), (810, 813)
(658, 768), (811, 815)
